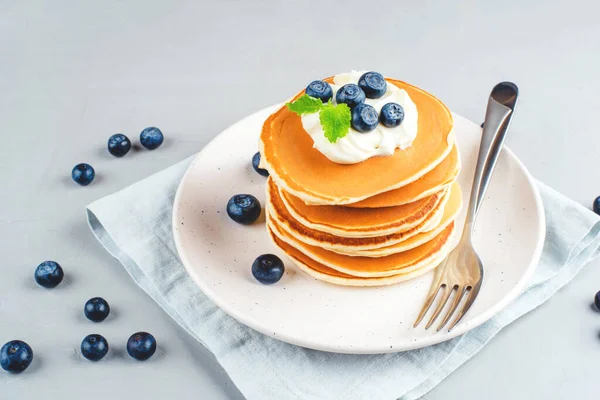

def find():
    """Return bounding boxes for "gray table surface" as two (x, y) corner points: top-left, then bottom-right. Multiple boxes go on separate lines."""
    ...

(2, 0), (599, 398)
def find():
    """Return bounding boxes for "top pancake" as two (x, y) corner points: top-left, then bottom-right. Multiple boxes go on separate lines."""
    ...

(346, 145), (460, 208)
(260, 77), (454, 206)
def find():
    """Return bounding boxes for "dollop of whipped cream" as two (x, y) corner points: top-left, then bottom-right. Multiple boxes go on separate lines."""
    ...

(301, 71), (418, 164)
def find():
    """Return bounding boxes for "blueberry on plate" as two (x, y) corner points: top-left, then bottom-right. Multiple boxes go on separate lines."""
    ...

(84, 297), (110, 322)
(72, 163), (95, 186)
(227, 194), (261, 224)
(351, 104), (379, 133)
(81, 334), (109, 361)
(252, 254), (285, 284)
(595, 291), (600, 310)
(358, 72), (387, 99)
(593, 196), (600, 215)
(252, 152), (269, 177)
(1, 340), (33, 373)
(335, 84), (366, 109)
(34, 261), (64, 288)
(107, 133), (131, 157)
(140, 127), (164, 150)
(305, 80), (333, 103)
(379, 102), (405, 128)
(127, 332), (157, 361)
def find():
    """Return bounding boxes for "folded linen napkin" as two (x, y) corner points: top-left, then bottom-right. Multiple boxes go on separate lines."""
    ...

(87, 157), (600, 400)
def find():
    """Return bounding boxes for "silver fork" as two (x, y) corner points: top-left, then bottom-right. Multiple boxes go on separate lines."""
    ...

(414, 82), (519, 332)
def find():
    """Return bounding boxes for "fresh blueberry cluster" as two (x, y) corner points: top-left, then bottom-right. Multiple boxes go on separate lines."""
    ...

(1, 262), (158, 372)
(304, 71), (405, 134)
(72, 127), (165, 186)
(221, 152), (285, 285)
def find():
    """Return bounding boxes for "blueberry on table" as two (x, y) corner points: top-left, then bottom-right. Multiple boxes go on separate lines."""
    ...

(72, 163), (95, 186)
(34, 260), (64, 288)
(379, 102), (405, 128)
(595, 291), (600, 310)
(81, 334), (109, 361)
(1, 340), (33, 373)
(252, 152), (269, 177)
(351, 104), (379, 133)
(140, 127), (164, 150)
(107, 133), (131, 157)
(227, 194), (261, 224)
(84, 297), (110, 322)
(126, 332), (157, 361)
(335, 84), (366, 109)
(480, 122), (484, 128)
(252, 254), (285, 284)
(305, 80), (333, 103)
(593, 196), (600, 215)
(358, 72), (387, 99)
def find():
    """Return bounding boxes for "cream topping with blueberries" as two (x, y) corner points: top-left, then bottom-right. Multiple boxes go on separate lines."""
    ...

(286, 71), (418, 164)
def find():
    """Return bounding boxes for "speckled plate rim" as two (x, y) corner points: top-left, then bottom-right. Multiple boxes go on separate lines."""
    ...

(172, 104), (546, 354)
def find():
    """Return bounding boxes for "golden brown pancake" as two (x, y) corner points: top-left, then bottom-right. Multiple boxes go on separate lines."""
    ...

(278, 179), (447, 238)
(267, 178), (461, 252)
(267, 211), (455, 278)
(345, 145), (460, 208)
(259, 77), (454, 206)
(269, 229), (448, 287)
(333, 184), (462, 257)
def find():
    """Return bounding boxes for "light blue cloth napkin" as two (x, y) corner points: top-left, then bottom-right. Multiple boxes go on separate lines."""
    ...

(87, 157), (600, 400)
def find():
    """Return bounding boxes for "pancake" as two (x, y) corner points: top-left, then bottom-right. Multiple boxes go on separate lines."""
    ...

(267, 211), (455, 278)
(333, 185), (462, 257)
(259, 77), (454, 206)
(267, 178), (461, 252)
(345, 145), (460, 208)
(269, 230), (448, 287)
(278, 180), (448, 238)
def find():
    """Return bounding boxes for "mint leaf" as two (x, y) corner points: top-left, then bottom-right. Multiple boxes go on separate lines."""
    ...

(286, 94), (323, 115)
(319, 103), (351, 143)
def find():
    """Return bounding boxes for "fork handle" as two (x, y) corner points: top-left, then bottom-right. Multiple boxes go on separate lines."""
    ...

(464, 82), (519, 234)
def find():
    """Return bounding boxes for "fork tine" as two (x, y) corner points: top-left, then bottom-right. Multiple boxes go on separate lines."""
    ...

(413, 284), (444, 327)
(414, 259), (448, 327)
(436, 286), (466, 331)
(425, 286), (454, 330)
(448, 284), (481, 332)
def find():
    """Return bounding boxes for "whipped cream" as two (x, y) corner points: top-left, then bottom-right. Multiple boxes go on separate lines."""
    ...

(301, 71), (418, 164)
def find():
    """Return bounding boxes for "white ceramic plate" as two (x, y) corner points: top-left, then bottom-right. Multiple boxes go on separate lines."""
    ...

(173, 105), (545, 354)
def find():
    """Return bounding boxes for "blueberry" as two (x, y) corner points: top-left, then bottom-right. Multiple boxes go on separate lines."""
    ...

(226, 194), (261, 224)
(252, 152), (269, 177)
(140, 127), (164, 150)
(595, 291), (600, 310)
(107, 133), (131, 157)
(84, 297), (110, 322)
(305, 80), (333, 103)
(72, 163), (95, 186)
(379, 103), (405, 128)
(351, 104), (379, 133)
(480, 122), (484, 128)
(34, 261), (64, 288)
(593, 196), (600, 215)
(358, 72), (387, 99)
(252, 254), (285, 284)
(1, 340), (33, 373)
(335, 84), (366, 109)
(81, 334), (108, 361)
(126, 332), (157, 361)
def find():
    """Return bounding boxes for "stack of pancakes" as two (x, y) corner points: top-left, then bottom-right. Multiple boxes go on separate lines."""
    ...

(259, 78), (462, 286)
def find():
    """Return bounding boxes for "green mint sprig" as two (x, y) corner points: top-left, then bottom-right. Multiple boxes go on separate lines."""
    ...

(286, 94), (351, 143)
